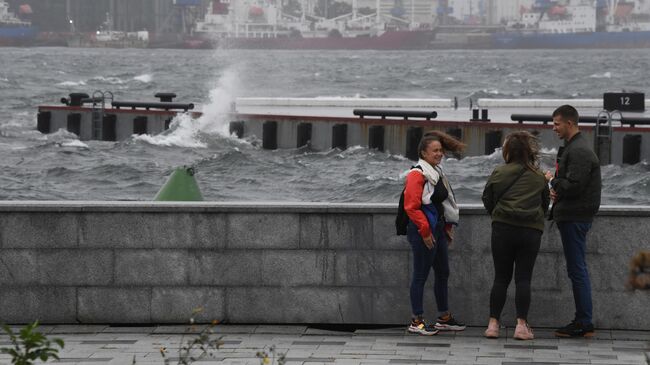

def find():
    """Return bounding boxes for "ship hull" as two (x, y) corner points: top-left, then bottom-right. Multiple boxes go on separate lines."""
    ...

(0, 25), (38, 45)
(190, 30), (433, 50)
(493, 30), (650, 49)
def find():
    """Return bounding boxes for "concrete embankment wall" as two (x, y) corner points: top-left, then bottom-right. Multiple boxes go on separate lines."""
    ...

(0, 202), (648, 329)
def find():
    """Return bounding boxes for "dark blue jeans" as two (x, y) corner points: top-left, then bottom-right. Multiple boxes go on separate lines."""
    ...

(407, 221), (449, 316)
(557, 221), (593, 326)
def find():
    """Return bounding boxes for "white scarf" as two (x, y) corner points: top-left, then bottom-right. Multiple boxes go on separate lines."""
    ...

(416, 158), (460, 224)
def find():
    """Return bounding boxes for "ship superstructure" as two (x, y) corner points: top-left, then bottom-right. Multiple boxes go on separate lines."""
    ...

(493, 0), (650, 48)
(0, 0), (37, 44)
(189, 0), (433, 49)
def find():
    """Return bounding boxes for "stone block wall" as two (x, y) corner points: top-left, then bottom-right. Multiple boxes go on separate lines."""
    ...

(0, 202), (648, 329)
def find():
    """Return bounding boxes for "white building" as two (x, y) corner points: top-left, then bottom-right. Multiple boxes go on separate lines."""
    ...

(439, 0), (534, 25)
(355, 0), (436, 26)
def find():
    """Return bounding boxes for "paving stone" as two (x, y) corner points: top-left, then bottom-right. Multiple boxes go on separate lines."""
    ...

(50, 325), (109, 334)
(333, 360), (364, 365)
(152, 325), (209, 334)
(354, 328), (405, 336)
(305, 328), (355, 336)
(211, 325), (260, 334)
(55, 358), (114, 363)
(256, 326), (308, 335)
(1, 325), (648, 365)
(81, 340), (138, 345)
(503, 344), (557, 350)
(612, 346), (650, 352)
(293, 341), (347, 346)
(285, 357), (336, 362)
(102, 326), (156, 334)
(395, 343), (451, 348)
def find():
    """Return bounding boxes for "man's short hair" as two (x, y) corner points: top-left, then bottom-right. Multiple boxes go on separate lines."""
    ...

(552, 104), (579, 125)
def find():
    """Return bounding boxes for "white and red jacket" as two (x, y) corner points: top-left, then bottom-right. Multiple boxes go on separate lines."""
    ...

(403, 159), (459, 238)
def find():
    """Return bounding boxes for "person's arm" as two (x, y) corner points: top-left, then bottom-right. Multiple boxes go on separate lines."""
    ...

(482, 171), (496, 214)
(550, 147), (593, 198)
(541, 181), (551, 214)
(404, 171), (431, 239)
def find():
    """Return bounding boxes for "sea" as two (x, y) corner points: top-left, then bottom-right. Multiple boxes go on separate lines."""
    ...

(1, 47), (649, 204)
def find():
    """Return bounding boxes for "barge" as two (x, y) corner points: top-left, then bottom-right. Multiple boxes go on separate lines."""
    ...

(37, 92), (650, 165)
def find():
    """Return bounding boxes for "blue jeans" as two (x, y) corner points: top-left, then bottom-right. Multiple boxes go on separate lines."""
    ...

(557, 221), (593, 326)
(407, 221), (449, 316)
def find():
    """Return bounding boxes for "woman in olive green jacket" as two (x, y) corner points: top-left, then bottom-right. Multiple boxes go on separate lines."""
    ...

(482, 131), (550, 340)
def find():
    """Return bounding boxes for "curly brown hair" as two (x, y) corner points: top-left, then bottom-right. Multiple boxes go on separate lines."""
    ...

(418, 130), (466, 158)
(502, 131), (541, 171)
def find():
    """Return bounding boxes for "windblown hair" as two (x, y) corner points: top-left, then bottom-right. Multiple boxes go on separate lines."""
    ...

(502, 131), (541, 172)
(418, 130), (466, 158)
(552, 104), (579, 125)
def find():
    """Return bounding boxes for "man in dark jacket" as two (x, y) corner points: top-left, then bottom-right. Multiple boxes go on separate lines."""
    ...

(545, 105), (601, 338)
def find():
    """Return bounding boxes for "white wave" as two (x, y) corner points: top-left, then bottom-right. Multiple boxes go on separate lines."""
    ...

(134, 74), (153, 83)
(462, 148), (503, 162)
(90, 76), (125, 84)
(60, 140), (88, 148)
(133, 66), (240, 148)
(57, 80), (86, 87)
(345, 145), (365, 152)
(445, 77), (455, 81)
(388, 153), (409, 161)
(47, 128), (80, 140)
(479, 88), (501, 95)
(589, 71), (611, 79)
(540, 147), (558, 155)
(133, 113), (206, 148)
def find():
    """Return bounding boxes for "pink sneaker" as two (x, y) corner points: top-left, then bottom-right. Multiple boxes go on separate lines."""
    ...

(513, 322), (534, 340)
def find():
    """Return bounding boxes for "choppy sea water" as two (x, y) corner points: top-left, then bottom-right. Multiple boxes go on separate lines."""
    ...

(1, 47), (649, 204)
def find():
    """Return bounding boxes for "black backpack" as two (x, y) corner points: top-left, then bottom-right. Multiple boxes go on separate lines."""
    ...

(395, 165), (422, 235)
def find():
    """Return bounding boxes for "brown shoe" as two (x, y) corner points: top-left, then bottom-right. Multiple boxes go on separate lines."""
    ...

(513, 322), (534, 340)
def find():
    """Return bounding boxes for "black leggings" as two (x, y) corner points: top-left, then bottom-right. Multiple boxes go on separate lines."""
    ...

(489, 221), (542, 321)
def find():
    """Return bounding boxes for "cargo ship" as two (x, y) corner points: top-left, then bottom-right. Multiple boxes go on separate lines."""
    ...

(184, 0), (433, 49)
(0, 1), (37, 46)
(492, 0), (650, 48)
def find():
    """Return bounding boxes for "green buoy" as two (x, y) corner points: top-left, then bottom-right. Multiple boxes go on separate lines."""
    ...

(154, 166), (203, 201)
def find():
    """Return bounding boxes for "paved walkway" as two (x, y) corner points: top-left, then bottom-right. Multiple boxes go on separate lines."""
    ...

(1, 325), (649, 365)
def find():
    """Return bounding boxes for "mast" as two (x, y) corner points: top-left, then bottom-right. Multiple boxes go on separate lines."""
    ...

(376, 0), (380, 30)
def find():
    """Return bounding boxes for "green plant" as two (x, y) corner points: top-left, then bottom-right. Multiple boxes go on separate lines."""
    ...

(160, 308), (224, 365)
(157, 307), (287, 365)
(0, 321), (64, 365)
(256, 345), (287, 365)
